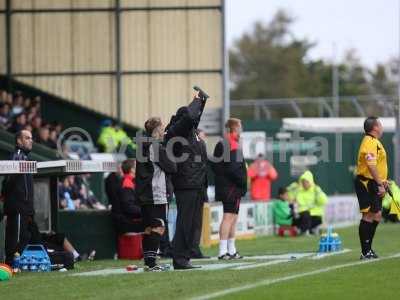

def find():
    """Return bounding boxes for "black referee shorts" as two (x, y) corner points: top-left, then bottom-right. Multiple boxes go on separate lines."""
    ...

(354, 176), (382, 213)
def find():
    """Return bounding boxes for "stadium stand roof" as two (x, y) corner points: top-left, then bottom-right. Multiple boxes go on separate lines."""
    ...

(282, 118), (396, 133)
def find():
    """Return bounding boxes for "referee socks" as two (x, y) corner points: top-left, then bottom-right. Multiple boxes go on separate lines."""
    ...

(369, 220), (379, 248)
(359, 219), (372, 255)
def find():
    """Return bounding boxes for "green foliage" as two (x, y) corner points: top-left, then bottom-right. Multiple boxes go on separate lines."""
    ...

(230, 10), (397, 103)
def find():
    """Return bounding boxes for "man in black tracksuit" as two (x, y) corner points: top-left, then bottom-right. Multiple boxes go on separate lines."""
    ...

(2, 130), (39, 265)
(190, 129), (210, 259)
(165, 93), (208, 269)
(136, 117), (177, 271)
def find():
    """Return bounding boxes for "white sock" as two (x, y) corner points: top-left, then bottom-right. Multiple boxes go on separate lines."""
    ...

(219, 240), (228, 256)
(228, 239), (236, 255)
(73, 250), (80, 259)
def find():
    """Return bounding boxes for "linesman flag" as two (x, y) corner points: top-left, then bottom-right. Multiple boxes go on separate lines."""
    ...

(387, 188), (400, 221)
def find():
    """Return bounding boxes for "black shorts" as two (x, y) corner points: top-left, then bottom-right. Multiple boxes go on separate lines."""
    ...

(222, 198), (241, 214)
(354, 176), (382, 213)
(41, 232), (66, 251)
(141, 204), (167, 228)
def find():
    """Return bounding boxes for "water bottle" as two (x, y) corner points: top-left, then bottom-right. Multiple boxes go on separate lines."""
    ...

(319, 234), (328, 253)
(12, 252), (20, 269)
(337, 235), (342, 251)
(330, 233), (338, 252)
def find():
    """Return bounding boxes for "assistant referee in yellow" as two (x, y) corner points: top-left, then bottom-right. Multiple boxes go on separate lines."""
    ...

(354, 116), (388, 259)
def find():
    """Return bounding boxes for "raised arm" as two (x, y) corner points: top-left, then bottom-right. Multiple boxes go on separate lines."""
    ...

(165, 97), (206, 139)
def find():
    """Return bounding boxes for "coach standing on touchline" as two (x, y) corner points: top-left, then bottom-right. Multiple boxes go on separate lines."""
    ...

(354, 117), (387, 260)
(1, 130), (37, 265)
(165, 91), (208, 270)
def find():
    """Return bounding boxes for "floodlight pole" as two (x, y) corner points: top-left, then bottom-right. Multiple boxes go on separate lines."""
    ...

(396, 0), (400, 184)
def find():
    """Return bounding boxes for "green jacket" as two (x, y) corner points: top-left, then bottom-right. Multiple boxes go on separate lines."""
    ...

(98, 126), (118, 152)
(382, 181), (400, 209)
(295, 171), (328, 217)
(273, 199), (292, 226)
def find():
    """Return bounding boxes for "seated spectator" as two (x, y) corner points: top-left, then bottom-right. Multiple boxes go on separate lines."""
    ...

(11, 92), (24, 116)
(112, 159), (143, 235)
(24, 97), (31, 110)
(105, 164), (123, 209)
(40, 231), (95, 263)
(290, 170), (328, 235)
(26, 111), (36, 123)
(27, 105), (39, 119)
(58, 177), (80, 210)
(36, 125), (56, 149)
(51, 121), (63, 135)
(32, 96), (41, 112)
(48, 127), (58, 149)
(273, 187), (293, 227)
(248, 153), (278, 201)
(31, 116), (42, 140)
(5, 92), (13, 105)
(0, 90), (7, 102)
(8, 112), (27, 133)
(273, 187), (300, 237)
(0, 102), (11, 129)
(75, 174), (106, 210)
(382, 180), (400, 223)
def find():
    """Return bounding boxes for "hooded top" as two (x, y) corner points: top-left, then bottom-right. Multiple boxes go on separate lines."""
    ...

(294, 170), (328, 217)
(300, 170), (315, 187)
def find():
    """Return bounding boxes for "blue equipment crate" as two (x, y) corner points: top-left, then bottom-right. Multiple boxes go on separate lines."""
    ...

(18, 244), (51, 272)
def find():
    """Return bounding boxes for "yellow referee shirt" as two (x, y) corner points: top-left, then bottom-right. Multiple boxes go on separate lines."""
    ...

(356, 135), (388, 181)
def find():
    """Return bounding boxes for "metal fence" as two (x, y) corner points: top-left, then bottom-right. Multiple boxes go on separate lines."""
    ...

(231, 95), (398, 120)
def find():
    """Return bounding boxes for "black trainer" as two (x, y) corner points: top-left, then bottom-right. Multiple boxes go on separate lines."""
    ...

(370, 250), (379, 259)
(173, 262), (201, 270)
(360, 250), (377, 260)
(218, 253), (231, 260)
(145, 264), (171, 272)
(230, 252), (243, 260)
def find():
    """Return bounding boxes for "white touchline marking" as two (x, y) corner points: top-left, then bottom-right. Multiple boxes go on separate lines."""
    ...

(189, 253), (314, 262)
(232, 259), (291, 270)
(192, 253), (400, 300)
(72, 249), (351, 277)
(72, 263), (252, 276)
(233, 249), (351, 270)
(180, 263), (251, 271)
(311, 249), (351, 260)
(73, 268), (145, 276)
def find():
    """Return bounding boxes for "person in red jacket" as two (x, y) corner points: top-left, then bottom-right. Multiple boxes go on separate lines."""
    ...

(248, 154), (278, 201)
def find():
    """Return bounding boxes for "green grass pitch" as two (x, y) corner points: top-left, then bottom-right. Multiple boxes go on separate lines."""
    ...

(1, 223), (399, 300)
